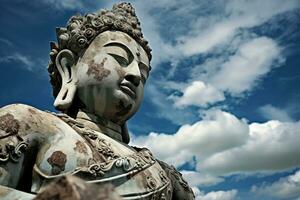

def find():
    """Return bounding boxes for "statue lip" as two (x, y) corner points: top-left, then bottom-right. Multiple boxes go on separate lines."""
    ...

(120, 81), (136, 99)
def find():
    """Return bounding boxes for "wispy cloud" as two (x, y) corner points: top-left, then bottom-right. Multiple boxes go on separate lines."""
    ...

(42, 0), (85, 10)
(0, 53), (34, 70)
(259, 104), (294, 122)
(252, 170), (300, 199)
(209, 37), (284, 95)
(0, 38), (13, 47)
(0, 52), (47, 75)
(128, 0), (299, 121)
(40, 0), (111, 11)
(134, 0), (299, 65)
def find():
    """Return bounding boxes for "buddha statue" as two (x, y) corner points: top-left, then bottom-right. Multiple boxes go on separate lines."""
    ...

(0, 2), (195, 200)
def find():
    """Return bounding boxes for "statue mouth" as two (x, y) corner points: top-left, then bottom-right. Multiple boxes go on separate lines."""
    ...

(120, 82), (136, 99)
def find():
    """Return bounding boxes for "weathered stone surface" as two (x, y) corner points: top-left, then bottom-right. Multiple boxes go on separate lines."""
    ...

(0, 185), (35, 200)
(34, 176), (121, 200)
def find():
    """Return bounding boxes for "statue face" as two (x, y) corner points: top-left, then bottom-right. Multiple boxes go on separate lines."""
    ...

(75, 31), (150, 124)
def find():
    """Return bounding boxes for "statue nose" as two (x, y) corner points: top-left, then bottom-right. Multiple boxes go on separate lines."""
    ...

(124, 74), (140, 87)
(124, 61), (141, 87)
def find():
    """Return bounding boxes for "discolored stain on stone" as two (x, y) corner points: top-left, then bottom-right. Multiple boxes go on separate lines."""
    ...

(47, 151), (67, 175)
(110, 33), (117, 41)
(28, 108), (37, 114)
(116, 100), (132, 116)
(87, 58), (111, 81)
(0, 113), (20, 138)
(25, 123), (31, 130)
(74, 140), (88, 154)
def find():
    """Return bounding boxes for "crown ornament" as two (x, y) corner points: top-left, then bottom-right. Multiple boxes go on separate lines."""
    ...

(54, 2), (151, 60)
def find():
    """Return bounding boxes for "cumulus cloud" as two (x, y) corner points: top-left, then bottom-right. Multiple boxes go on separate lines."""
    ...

(131, 109), (249, 167)
(175, 36), (284, 109)
(132, 109), (300, 182)
(200, 120), (300, 175)
(145, 83), (197, 125)
(170, 81), (225, 108)
(259, 104), (293, 122)
(210, 37), (283, 95)
(181, 170), (224, 187)
(252, 170), (300, 199)
(194, 188), (238, 200)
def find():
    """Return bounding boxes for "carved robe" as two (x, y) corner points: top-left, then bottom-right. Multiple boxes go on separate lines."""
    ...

(0, 104), (194, 200)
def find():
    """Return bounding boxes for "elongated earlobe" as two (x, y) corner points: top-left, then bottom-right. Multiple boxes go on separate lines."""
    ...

(54, 49), (78, 111)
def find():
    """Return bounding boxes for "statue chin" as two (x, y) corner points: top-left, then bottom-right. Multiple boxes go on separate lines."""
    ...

(76, 87), (140, 124)
(114, 89), (141, 119)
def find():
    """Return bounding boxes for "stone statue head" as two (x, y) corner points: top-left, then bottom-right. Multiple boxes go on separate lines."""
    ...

(47, 2), (151, 143)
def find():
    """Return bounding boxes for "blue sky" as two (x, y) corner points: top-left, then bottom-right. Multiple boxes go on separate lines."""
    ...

(1, 0), (300, 199)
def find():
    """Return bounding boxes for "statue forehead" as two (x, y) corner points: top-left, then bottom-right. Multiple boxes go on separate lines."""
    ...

(89, 30), (149, 65)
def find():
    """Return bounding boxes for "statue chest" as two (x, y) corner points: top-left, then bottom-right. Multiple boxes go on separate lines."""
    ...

(32, 126), (172, 199)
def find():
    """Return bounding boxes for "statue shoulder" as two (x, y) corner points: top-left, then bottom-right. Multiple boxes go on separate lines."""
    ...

(157, 160), (195, 200)
(0, 104), (75, 187)
(0, 103), (72, 149)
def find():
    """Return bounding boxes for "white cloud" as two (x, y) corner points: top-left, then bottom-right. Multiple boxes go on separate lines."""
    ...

(170, 81), (225, 108)
(144, 83), (197, 125)
(178, 19), (238, 56)
(131, 0), (295, 111)
(132, 109), (300, 183)
(200, 120), (300, 175)
(175, 0), (299, 57)
(196, 189), (238, 200)
(210, 37), (283, 95)
(181, 170), (224, 187)
(0, 52), (48, 76)
(252, 170), (300, 199)
(180, 36), (284, 106)
(131, 109), (249, 167)
(259, 104), (293, 122)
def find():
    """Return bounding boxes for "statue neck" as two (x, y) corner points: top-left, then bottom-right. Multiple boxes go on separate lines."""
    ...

(75, 110), (123, 142)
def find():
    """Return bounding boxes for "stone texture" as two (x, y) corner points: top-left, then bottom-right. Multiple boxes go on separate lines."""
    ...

(34, 176), (121, 200)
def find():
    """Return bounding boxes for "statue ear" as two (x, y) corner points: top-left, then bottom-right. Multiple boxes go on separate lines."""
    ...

(54, 49), (78, 111)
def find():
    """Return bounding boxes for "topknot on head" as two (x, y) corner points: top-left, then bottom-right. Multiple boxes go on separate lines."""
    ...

(54, 2), (151, 60)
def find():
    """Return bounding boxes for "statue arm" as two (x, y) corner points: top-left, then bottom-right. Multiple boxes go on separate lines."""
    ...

(0, 104), (47, 191)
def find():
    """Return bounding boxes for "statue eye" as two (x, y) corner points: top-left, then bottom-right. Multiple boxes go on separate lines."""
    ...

(139, 63), (149, 84)
(108, 53), (129, 67)
(104, 43), (133, 67)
